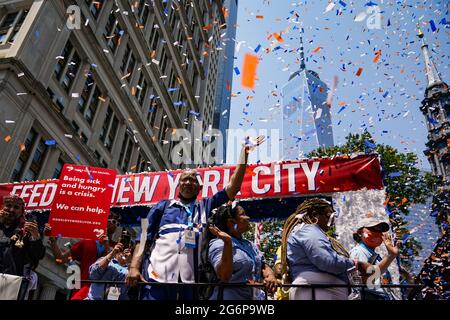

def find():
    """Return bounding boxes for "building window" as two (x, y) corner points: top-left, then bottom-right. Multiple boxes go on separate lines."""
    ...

(11, 128), (37, 182)
(80, 132), (88, 143)
(136, 71), (148, 107)
(99, 106), (119, 152)
(0, 9), (29, 45)
(119, 133), (134, 172)
(121, 44), (136, 82)
(160, 48), (168, 74)
(78, 70), (103, 125)
(130, 0), (150, 25)
(11, 128), (49, 182)
(53, 158), (65, 179)
(147, 92), (158, 126)
(103, 11), (122, 53)
(85, 0), (105, 19)
(54, 41), (81, 93)
(149, 29), (159, 52)
(94, 150), (101, 161)
(135, 153), (145, 173)
(159, 118), (168, 142)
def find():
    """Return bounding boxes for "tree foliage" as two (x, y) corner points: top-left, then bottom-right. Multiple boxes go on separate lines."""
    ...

(245, 220), (284, 267)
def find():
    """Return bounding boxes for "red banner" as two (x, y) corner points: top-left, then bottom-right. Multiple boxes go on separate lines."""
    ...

(48, 165), (116, 240)
(0, 155), (383, 211)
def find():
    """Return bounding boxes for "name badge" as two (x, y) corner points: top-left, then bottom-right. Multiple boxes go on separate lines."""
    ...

(184, 229), (196, 249)
(107, 286), (121, 300)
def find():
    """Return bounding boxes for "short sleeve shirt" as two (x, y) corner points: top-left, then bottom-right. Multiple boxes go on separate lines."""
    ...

(208, 237), (265, 300)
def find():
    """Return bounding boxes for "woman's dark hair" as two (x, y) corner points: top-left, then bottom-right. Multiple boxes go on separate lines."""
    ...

(209, 203), (240, 235)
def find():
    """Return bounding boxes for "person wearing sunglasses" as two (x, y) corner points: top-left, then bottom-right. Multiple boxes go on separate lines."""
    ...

(350, 216), (401, 300)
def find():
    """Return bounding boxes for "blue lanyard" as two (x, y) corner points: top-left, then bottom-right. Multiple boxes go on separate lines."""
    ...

(232, 237), (258, 278)
(183, 202), (196, 229)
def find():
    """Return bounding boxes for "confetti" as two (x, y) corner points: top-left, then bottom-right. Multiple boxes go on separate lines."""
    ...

(254, 44), (261, 53)
(389, 172), (402, 178)
(45, 139), (56, 146)
(256, 15), (264, 19)
(324, 2), (336, 13)
(4, 135), (12, 142)
(354, 12), (367, 22)
(5, 120), (15, 124)
(19, 144), (26, 152)
(363, 141), (376, 148)
(312, 47), (322, 53)
(315, 108), (323, 119)
(373, 50), (382, 63)
(355, 68), (363, 76)
(429, 20), (437, 32)
(234, 67), (240, 75)
(189, 110), (200, 117)
(241, 53), (259, 89)
(245, 167), (256, 177)
(273, 32), (284, 43)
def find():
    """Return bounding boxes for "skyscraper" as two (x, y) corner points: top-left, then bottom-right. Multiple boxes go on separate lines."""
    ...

(281, 35), (333, 160)
(212, 0), (238, 164)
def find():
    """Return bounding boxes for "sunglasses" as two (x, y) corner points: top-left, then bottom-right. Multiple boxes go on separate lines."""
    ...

(108, 219), (121, 226)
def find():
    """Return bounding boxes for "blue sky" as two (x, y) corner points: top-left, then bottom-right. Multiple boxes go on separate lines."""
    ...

(226, 0), (449, 168)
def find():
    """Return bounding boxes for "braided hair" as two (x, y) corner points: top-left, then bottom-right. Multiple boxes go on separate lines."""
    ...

(209, 202), (240, 235)
(280, 198), (349, 282)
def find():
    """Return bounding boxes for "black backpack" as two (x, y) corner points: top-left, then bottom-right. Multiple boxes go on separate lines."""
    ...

(197, 217), (224, 300)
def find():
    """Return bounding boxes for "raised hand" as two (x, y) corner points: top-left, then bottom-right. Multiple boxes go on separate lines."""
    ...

(24, 221), (40, 239)
(208, 225), (232, 243)
(243, 135), (266, 154)
(382, 233), (400, 257)
(112, 243), (124, 255)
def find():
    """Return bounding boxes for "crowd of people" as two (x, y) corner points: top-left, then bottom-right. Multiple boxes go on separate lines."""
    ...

(0, 143), (427, 300)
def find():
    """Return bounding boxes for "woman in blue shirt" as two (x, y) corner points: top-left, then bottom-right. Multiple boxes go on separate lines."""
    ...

(208, 202), (277, 300)
(280, 198), (370, 300)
